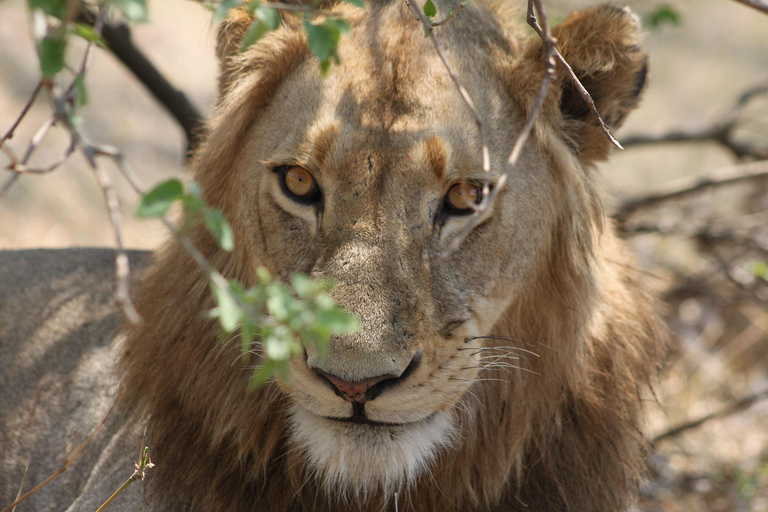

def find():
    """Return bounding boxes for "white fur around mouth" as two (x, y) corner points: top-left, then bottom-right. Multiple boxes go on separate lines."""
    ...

(289, 405), (456, 497)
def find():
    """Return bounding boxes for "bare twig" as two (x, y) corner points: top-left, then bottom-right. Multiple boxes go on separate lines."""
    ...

(0, 400), (117, 512)
(11, 467), (27, 512)
(93, 432), (153, 512)
(623, 80), (768, 160)
(627, 225), (768, 257)
(615, 160), (768, 220)
(430, 0), (468, 27)
(731, 0), (768, 14)
(402, 0), (491, 183)
(653, 388), (768, 443)
(441, 0), (557, 256)
(94, 145), (236, 299)
(0, 82), (43, 147)
(0, 113), (61, 200)
(526, 12), (622, 151)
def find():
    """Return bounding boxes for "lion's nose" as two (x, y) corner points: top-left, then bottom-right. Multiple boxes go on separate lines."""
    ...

(322, 373), (393, 403)
(315, 353), (422, 403)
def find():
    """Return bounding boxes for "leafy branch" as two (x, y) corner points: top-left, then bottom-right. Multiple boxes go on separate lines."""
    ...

(2, 0), (363, 385)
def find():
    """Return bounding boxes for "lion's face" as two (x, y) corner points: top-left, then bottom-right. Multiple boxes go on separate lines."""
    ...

(190, 0), (648, 496)
(218, 11), (559, 492)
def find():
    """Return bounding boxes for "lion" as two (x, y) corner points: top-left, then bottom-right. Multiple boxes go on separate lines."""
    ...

(0, 1), (667, 511)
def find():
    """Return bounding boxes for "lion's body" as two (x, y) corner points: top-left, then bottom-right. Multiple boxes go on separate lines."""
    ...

(1, 1), (666, 511)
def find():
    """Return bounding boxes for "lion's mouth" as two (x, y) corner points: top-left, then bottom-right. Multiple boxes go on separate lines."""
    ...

(325, 415), (430, 427)
(324, 407), (437, 428)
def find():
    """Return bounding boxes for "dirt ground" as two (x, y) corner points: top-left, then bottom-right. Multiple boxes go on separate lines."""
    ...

(1, 0), (767, 510)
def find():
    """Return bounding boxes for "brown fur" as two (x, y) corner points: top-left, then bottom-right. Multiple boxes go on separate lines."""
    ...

(118, 1), (666, 511)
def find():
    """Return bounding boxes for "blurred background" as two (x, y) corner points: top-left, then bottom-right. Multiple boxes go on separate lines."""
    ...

(1, 0), (767, 510)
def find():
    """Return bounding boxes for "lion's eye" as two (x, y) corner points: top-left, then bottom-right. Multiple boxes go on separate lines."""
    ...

(278, 166), (321, 204)
(445, 181), (482, 214)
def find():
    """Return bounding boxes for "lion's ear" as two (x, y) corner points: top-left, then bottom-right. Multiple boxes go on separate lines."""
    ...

(524, 5), (648, 164)
(215, 9), (255, 95)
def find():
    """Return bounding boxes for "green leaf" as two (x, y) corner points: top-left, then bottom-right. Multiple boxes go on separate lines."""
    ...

(214, 0), (242, 22)
(203, 208), (235, 251)
(304, 19), (348, 74)
(240, 318), (257, 363)
(341, 0), (365, 7)
(72, 75), (88, 108)
(211, 280), (242, 332)
(752, 261), (768, 280)
(74, 23), (106, 47)
(137, 178), (184, 218)
(645, 5), (681, 30)
(108, 0), (149, 23)
(256, 267), (272, 285)
(28, 0), (66, 18)
(254, 6), (280, 30)
(247, 359), (277, 391)
(317, 308), (359, 334)
(423, 0), (437, 18)
(39, 34), (67, 78)
(265, 335), (291, 361)
(240, 18), (269, 51)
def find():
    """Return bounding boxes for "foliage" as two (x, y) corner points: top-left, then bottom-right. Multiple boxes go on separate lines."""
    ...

(21, 0), (365, 388)
(644, 4), (682, 30)
(138, 178), (359, 389)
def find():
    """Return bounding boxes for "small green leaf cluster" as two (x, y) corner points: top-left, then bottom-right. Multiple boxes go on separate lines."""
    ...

(303, 18), (350, 76)
(644, 4), (682, 30)
(751, 260), (768, 281)
(422, 0), (436, 36)
(27, 0), (144, 79)
(138, 178), (359, 390)
(212, 270), (359, 391)
(213, 0), (362, 76)
(137, 178), (234, 251)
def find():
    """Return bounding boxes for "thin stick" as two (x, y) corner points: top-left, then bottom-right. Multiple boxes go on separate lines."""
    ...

(731, 0), (768, 14)
(653, 388), (768, 443)
(0, 113), (58, 200)
(79, 141), (142, 324)
(441, 0), (557, 256)
(0, 400), (117, 512)
(1, 82), (43, 146)
(622, 80), (768, 159)
(10, 467), (27, 512)
(402, 0), (491, 183)
(616, 160), (768, 219)
(431, 1), (468, 27)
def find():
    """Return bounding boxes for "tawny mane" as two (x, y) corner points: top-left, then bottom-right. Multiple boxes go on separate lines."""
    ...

(117, 1), (666, 511)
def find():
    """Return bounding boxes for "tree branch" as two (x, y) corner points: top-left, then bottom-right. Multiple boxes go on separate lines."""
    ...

(731, 0), (768, 14)
(653, 388), (768, 444)
(79, 11), (204, 155)
(615, 160), (768, 220)
(622, 81), (768, 160)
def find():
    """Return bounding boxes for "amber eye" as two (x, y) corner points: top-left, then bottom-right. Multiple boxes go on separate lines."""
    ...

(278, 166), (321, 204)
(445, 181), (482, 214)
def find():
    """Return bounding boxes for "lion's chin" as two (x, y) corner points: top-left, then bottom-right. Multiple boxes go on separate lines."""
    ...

(289, 405), (456, 498)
